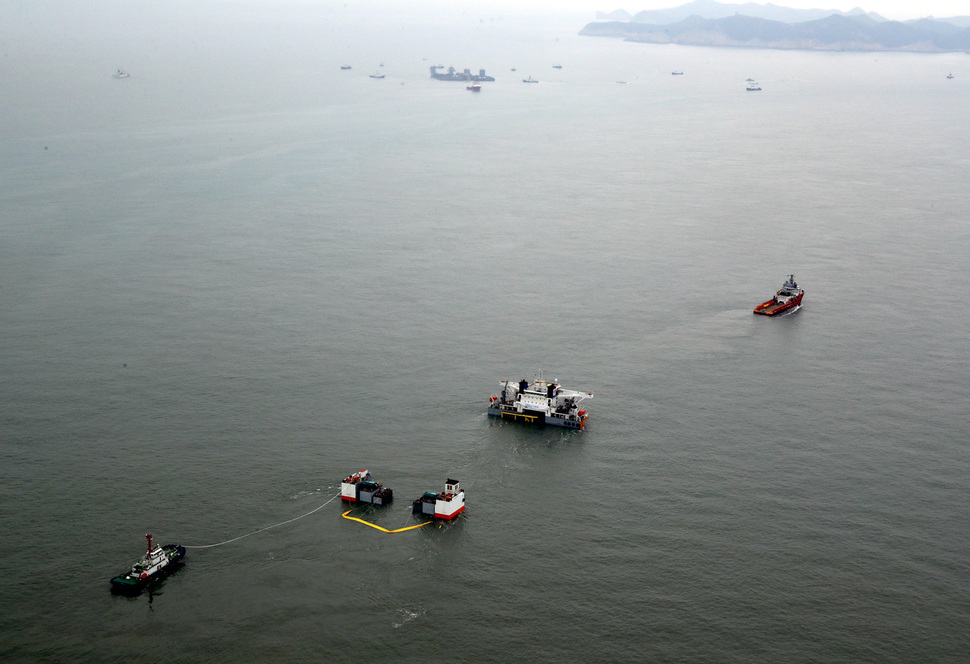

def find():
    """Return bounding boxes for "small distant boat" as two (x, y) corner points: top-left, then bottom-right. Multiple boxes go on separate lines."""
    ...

(340, 65), (352, 70)
(112, 68), (130, 79)
(671, 71), (684, 75)
(369, 72), (385, 79)
(617, 81), (628, 84)
(745, 77), (755, 81)
(522, 76), (538, 83)
(511, 67), (517, 72)
(467, 84), (481, 92)
(552, 64), (562, 69)
(753, 275), (804, 316)
(947, 73), (954, 79)
(746, 82), (762, 91)
(110, 534), (185, 595)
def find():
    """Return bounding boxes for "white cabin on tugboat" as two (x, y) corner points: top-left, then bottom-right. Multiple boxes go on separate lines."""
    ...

(109, 533), (185, 595)
(487, 371), (592, 429)
(412, 479), (465, 520)
(341, 469), (393, 505)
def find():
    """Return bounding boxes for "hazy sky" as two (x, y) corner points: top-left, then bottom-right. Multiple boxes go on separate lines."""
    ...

(472, 1), (968, 22)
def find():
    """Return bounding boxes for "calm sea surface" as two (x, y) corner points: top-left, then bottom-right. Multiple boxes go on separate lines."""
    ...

(2, 3), (969, 662)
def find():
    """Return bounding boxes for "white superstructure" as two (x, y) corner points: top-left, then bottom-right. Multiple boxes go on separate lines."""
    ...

(488, 371), (592, 429)
(341, 469), (393, 505)
(413, 478), (466, 520)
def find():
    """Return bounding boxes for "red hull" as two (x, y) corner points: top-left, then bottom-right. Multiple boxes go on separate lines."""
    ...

(754, 292), (803, 315)
(434, 505), (465, 520)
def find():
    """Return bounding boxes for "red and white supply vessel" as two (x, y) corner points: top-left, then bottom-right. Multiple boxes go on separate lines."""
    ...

(341, 469), (393, 505)
(412, 479), (465, 520)
(753, 274), (804, 316)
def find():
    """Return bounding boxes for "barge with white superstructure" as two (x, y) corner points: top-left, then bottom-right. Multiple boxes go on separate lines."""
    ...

(341, 469), (393, 505)
(488, 371), (592, 429)
(412, 479), (465, 520)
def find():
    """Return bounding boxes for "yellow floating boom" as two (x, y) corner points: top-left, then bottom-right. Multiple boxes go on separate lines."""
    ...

(341, 510), (431, 533)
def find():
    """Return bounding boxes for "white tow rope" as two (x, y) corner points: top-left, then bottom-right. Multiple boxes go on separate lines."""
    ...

(183, 492), (342, 549)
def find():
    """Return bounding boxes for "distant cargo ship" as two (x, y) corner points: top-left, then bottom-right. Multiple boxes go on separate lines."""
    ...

(430, 65), (495, 82)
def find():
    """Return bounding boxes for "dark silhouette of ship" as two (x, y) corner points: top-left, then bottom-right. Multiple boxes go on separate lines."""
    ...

(430, 65), (495, 82)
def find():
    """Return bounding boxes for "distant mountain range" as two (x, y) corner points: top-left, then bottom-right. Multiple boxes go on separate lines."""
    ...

(585, 1), (970, 51)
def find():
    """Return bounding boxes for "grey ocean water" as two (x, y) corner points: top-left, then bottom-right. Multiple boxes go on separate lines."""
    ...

(2, 3), (969, 662)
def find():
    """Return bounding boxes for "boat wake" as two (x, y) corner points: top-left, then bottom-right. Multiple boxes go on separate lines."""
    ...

(392, 607), (425, 628)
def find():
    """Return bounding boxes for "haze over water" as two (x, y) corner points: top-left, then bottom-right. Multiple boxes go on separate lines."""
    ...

(2, 3), (969, 662)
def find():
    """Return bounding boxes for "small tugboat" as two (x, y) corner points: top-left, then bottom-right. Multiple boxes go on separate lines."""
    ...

(112, 68), (130, 79)
(753, 274), (804, 316)
(488, 370), (592, 429)
(110, 534), (185, 595)
(412, 479), (465, 520)
(467, 84), (482, 92)
(522, 75), (538, 83)
(341, 469), (393, 505)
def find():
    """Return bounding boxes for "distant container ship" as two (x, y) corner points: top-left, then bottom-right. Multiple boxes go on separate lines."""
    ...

(430, 65), (495, 82)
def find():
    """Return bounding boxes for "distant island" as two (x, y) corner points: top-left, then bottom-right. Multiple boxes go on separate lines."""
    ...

(582, 1), (970, 52)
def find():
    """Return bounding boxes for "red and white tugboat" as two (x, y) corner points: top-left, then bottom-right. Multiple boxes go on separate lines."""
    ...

(109, 534), (185, 595)
(753, 274), (804, 316)
(488, 371), (592, 429)
(412, 479), (465, 520)
(341, 469), (393, 505)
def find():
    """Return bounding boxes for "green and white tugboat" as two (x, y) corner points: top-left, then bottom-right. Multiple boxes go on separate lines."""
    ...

(110, 533), (185, 595)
